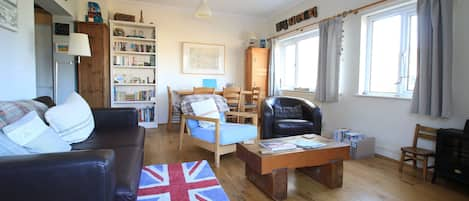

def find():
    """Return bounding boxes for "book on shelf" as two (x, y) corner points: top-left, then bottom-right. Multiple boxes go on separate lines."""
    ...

(113, 55), (155, 66)
(114, 88), (155, 102)
(259, 140), (297, 152)
(138, 106), (155, 122)
(113, 41), (155, 53)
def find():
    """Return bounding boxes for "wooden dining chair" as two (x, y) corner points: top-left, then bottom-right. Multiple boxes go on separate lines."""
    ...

(223, 87), (241, 122)
(167, 86), (181, 130)
(193, 87), (215, 95)
(244, 87), (261, 113)
(399, 124), (437, 181)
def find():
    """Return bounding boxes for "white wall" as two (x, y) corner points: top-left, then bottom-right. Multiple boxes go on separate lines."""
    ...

(269, 0), (469, 160)
(0, 0), (36, 100)
(54, 0), (74, 17)
(109, 1), (269, 123)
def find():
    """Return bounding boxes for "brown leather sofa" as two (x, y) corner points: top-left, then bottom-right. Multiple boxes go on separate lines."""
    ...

(0, 97), (145, 201)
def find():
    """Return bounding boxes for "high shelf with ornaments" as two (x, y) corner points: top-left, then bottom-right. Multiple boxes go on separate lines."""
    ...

(109, 20), (158, 128)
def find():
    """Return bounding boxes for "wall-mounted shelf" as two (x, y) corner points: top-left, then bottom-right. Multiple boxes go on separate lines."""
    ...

(113, 36), (157, 42)
(114, 51), (155, 56)
(113, 65), (156, 69)
(114, 83), (157, 86)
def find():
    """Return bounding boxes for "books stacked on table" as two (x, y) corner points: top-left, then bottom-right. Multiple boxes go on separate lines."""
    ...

(260, 141), (297, 154)
(292, 139), (326, 149)
(259, 139), (327, 154)
(343, 132), (366, 149)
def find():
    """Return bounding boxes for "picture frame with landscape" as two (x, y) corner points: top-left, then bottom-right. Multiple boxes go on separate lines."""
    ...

(182, 42), (225, 75)
(0, 0), (18, 32)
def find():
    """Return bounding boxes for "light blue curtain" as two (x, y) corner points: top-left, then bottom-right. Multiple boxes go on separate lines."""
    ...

(315, 17), (343, 102)
(411, 0), (453, 118)
(267, 39), (280, 96)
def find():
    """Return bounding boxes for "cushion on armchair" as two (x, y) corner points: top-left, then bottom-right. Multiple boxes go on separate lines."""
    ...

(190, 99), (220, 128)
(274, 119), (315, 136)
(186, 113), (226, 130)
(190, 123), (257, 145)
(274, 105), (303, 119)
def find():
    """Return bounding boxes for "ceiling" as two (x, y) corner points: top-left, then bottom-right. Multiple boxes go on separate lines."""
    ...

(130, 0), (305, 17)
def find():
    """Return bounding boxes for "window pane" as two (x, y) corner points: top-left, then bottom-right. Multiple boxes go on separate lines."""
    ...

(369, 15), (402, 93)
(297, 36), (319, 90)
(284, 45), (296, 88)
(407, 15), (418, 91)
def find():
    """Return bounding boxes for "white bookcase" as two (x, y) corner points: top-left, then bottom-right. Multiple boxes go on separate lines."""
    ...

(109, 20), (158, 128)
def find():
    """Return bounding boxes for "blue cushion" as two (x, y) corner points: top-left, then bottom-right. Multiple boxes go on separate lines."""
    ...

(190, 123), (257, 145)
(187, 112), (226, 130)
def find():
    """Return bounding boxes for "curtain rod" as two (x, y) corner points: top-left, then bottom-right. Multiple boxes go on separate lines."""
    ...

(268, 0), (389, 40)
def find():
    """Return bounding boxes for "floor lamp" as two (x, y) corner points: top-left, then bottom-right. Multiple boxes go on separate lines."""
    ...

(54, 33), (91, 102)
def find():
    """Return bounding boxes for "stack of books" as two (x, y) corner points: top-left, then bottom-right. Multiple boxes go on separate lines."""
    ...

(292, 139), (326, 149)
(260, 141), (297, 153)
(259, 138), (327, 154)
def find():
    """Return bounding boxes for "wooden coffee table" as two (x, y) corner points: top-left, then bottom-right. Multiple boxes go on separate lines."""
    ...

(236, 135), (350, 201)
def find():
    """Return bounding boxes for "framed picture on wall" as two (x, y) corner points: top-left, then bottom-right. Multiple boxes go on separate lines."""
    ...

(182, 42), (225, 75)
(55, 43), (69, 54)
(0, 0), (18, 32)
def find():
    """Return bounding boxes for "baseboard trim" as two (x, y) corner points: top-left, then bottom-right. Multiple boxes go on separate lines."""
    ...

(374, 153), (434, 173)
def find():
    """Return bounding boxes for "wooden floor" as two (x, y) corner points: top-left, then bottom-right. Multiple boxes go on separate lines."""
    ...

(144, 125), (469, 201)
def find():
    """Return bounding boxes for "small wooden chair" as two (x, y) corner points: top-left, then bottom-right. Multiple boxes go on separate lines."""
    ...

(223, 87), (241, 122)
(399, 124), (437, 181)
(244, 87), (261, 113)
(193, 87), (215, 95)
(167, 86), (181, 130)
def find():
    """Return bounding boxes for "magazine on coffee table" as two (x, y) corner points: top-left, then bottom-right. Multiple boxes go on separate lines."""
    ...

(259, 140), (297, 152)
(291, 139), (326, 149)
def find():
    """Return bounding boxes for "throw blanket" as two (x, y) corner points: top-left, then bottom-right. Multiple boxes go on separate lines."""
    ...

(180, 95), (230, 115)
(137, 160), (230, 201)
(0, 100), (49, 129)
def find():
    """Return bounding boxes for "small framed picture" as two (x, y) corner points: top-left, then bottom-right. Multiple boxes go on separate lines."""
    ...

(55, 43), (69, 54)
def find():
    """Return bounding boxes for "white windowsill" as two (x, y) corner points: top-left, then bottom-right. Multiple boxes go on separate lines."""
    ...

(281, 89), (315, 94)
(355, 93), (412, 101)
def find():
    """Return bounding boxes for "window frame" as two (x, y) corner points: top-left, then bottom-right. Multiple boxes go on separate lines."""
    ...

(362, 4), (417, 99)
(278, 29), (320, 91)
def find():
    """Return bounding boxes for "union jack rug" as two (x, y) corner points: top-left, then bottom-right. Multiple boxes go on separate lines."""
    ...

(137, 160), (230, 201)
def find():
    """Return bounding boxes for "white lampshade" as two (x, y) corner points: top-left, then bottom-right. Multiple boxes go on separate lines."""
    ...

(68, 33), (91, 57)
(195, 0), (212, 18)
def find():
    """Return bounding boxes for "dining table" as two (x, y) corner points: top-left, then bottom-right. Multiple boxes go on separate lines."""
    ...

(174, 89), (253, 112)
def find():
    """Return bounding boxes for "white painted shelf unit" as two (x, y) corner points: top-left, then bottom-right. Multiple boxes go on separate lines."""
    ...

(109, 20), (158, 128)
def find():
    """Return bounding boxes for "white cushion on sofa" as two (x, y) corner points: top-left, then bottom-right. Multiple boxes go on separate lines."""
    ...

(190, 98), (220, 128)
(0, 131), (30, 156)
(2, 111), (71, 153)
(2, 111), (47, 146)
(45, 92), (95, 144)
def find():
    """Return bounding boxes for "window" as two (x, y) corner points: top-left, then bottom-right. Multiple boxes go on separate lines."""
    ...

(278, 30), (320, 91)
(361, 5), (417, 98)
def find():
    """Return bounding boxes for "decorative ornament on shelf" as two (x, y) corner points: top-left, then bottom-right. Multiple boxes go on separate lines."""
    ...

(114, 13), (135, 22)
(86, 2), (103, 23)
(276, 7), (318, 32)
(248, 32), (257, 47)
(139, 10), (144, 23)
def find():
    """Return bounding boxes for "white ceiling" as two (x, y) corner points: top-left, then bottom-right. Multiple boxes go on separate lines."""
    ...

(130, 0), (305, 17)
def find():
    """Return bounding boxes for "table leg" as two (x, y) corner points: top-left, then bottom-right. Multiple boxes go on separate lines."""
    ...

(298, 160), (344, 188)
(245, 164), (288, 201)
